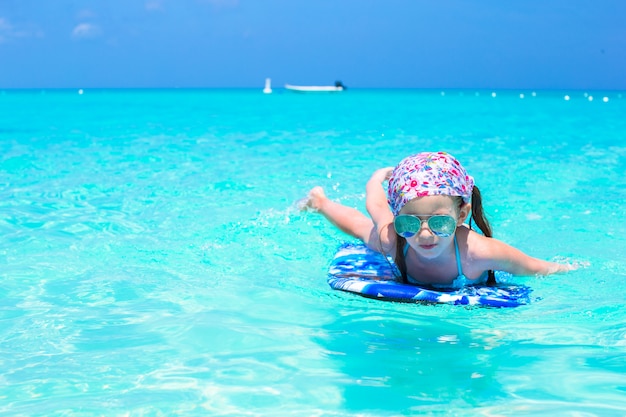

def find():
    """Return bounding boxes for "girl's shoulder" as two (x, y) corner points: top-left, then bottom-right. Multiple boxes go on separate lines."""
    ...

(457, 226), (505, 263)
(460, 227), (538, 273)
(369, 221), (397, 257)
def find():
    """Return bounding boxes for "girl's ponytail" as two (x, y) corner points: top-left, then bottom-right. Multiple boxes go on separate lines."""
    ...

(394, 236), (408, 283)
(469, 186), (496, 285)
(470, 186), (492, 238)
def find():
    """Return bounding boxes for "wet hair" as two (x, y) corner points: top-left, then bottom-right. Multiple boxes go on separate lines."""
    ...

(393, 186), (496, 285)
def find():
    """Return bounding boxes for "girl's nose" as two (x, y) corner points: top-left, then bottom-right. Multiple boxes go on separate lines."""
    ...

(417, 221), (434, 237)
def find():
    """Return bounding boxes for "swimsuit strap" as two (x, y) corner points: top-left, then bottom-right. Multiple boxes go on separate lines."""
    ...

(453, 235), (464, 277)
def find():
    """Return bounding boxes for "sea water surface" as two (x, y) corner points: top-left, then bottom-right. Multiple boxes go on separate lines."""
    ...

(1, 88), (625, 416)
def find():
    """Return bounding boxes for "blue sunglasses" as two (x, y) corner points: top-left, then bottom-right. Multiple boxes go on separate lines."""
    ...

(393, 214), (457, 238)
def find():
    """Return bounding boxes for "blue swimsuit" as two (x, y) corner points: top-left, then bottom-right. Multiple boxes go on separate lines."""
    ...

(403, 236), (488, 289)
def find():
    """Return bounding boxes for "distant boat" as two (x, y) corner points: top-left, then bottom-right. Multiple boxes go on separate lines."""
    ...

(263, 78), (272, 94)
(285, 80), (346, 93)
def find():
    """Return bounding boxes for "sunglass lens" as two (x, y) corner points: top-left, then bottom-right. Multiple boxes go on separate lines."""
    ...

(428, 215), (457, 237)
(394, 215), (422, 237)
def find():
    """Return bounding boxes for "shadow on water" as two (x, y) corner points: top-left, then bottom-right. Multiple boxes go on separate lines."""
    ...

(312, 305), (517, 413)
(311, 280), (626, 415)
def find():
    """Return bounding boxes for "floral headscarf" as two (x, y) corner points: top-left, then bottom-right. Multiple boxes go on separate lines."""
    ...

(387, 152), (474, 215)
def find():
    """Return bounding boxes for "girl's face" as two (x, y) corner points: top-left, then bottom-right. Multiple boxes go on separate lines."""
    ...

(398, 195), (470, 259)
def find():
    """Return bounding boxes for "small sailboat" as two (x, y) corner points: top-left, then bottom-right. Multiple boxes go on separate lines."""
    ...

(263, 78), (272, 94)
(285, 80), (346, 93)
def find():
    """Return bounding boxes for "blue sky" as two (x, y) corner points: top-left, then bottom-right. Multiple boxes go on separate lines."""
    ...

(1, 0), (624, 89)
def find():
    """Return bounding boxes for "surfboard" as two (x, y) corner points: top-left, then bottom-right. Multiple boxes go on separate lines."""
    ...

(327, 242), (532, 307)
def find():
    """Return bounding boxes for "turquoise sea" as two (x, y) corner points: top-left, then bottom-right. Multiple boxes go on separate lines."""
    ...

(1, 88), (626, 416)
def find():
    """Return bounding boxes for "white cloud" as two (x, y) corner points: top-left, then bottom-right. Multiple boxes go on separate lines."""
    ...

(0, 17), (44, 43)
(145, 1), (164, 12)
(77, 9), (97, 20)
(0, 18), (8, 43)
(72, 23), (102, 39)
(0, 17), (11, 31)
(0, 17), (9, 41)
(197, 0), (239, 8)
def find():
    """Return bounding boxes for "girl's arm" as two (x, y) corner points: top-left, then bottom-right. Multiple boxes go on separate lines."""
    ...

(364, 167), (396, 254)
(475, 235), (574, 276)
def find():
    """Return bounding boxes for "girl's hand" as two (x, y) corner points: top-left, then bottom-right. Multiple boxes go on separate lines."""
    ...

(370, 167), (394, 183)
(552, 258), (590, 273)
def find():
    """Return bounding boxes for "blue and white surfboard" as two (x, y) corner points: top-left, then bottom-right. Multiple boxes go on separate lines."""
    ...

(328, 242), (532, 308)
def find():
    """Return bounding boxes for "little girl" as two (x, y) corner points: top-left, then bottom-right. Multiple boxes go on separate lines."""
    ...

(303, 151), (573, 288)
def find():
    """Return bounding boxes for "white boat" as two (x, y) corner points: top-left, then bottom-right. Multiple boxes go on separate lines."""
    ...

(285, 81), (346, 93)
(263, 78), (272, 94)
